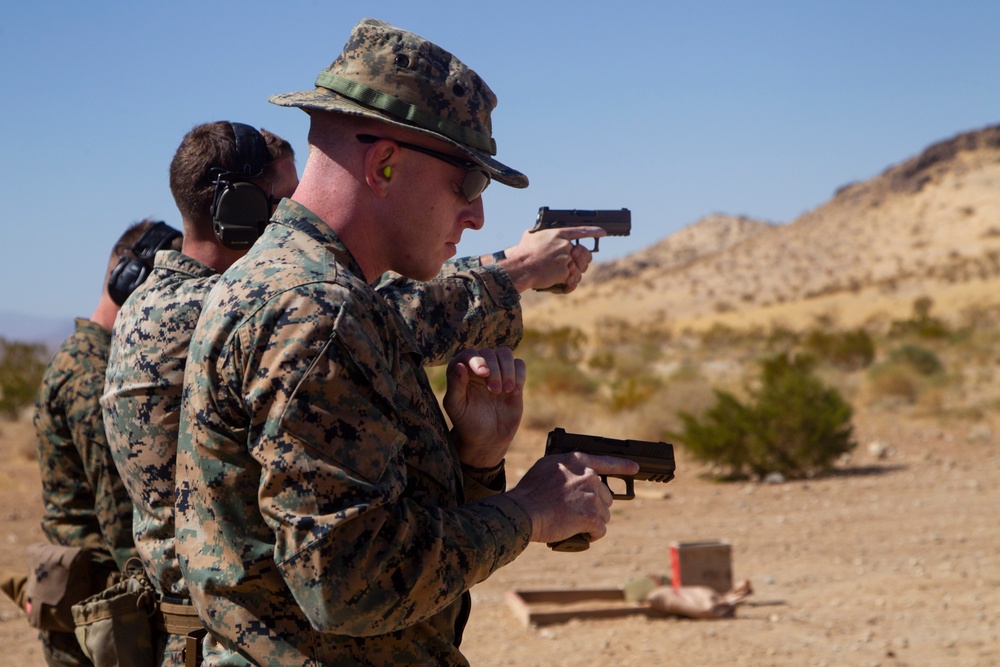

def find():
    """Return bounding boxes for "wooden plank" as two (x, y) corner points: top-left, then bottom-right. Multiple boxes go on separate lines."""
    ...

(506, 588), (656, 628)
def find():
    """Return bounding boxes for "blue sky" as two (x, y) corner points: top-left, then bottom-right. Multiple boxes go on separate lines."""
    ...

(2, 1), (998, 320)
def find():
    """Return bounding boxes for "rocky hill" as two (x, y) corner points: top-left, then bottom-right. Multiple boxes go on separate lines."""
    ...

(524, 124), (1000, 334)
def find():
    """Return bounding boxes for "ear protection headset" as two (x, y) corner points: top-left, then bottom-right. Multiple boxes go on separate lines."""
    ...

(210, 122), (273, 250)
(107, 221), (182, 306)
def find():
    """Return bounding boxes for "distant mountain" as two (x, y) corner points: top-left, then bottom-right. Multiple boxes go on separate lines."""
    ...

(525, 124), (1000, 333)
(588, 214), (779, 282)
(0, 312), (74, 352)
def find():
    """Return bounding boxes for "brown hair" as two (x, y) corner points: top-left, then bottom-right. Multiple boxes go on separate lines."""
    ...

(105, 218), (183, 280)
(169, 121), (294, 232)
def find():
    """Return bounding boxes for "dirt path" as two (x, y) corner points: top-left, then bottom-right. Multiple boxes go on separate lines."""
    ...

(2, 412), (997, 666)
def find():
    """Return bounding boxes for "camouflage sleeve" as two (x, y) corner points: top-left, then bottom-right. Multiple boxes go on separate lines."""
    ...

(35, 355), (136, 568)
(65, 372), (138, 569)
(378, 263), (523, 367)
(244, 287), (530, 635)
(35, 372), (105, 552)
(461, 460), (507, 501)
(436, 254), (483, 275)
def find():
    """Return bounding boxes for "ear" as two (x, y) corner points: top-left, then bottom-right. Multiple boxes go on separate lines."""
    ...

(361, 139), (397, 198)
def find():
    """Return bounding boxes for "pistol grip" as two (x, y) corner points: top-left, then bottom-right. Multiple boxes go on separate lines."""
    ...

(547, 534), (591, 552)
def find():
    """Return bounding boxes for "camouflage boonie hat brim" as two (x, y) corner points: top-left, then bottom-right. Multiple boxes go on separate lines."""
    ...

(269, 18), (528, 189)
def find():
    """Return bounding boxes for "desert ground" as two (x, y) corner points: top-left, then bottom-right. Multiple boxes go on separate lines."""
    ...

(2, 406), (997, 667)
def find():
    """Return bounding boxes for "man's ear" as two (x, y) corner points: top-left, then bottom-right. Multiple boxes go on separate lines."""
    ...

(362, 140), (397, 198)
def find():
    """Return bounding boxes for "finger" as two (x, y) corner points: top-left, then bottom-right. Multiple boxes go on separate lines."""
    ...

(570, 244), (593, 271)
(556, 226), (608, 240)
(495, 347), (516, 393)
(514, 358), (526, 395)
(468, 349), (502, 393)
(595, 477), (615, 507)
(587, 520), (608, 541)
(443, 360), (470, 409)
(580, 453), (641, 476)
(560, 270), (580, 294)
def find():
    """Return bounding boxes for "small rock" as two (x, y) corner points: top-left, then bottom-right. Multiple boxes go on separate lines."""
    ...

(764, 472), (786, 484)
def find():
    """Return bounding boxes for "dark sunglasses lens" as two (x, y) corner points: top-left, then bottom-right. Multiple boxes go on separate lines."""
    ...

(463, 171), (491, 202)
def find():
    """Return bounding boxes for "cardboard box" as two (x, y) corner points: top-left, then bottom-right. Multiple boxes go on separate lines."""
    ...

(670, 540), (732, 593)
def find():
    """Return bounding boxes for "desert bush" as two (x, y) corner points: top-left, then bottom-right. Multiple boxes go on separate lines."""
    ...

(888, 296), (950, 339)
(586, 350), (616, 371)
(887, 344), (944, 376)
(608, 374), (662, 412)
(0, 338), (47, 418)
(672, 353), (856, 480)
(700, 323), (743, 347)
(520, 326), (586, 364)
(864, 345), (944, 407)
(765, 326), (800, 352)
(516, 326), (596, 396)
(526, 356), (597, 396)
(865, 363), (921, 404)
(802, 328), (876, 370)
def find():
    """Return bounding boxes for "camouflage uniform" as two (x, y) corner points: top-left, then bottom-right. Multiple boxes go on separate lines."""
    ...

(34, 318), (138, 666)
(175, 201), (532, 666)
(103, 200), (523, 666)
(102, 251), (218, 666)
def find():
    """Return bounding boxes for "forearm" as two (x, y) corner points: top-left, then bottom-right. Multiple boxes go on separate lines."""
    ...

(378, 265), (523, 366)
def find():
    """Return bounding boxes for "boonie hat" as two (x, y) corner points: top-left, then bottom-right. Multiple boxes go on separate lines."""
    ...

(270, 18), (528, 189)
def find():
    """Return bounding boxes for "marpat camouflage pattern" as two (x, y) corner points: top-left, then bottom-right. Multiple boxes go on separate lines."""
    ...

(176, 200), (531, 666)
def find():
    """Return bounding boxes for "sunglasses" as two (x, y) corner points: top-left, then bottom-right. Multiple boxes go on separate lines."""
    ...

(357, 134), (491, 202)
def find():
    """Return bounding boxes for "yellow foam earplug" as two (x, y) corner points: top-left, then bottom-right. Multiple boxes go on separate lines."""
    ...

(383, 166), (393, 178)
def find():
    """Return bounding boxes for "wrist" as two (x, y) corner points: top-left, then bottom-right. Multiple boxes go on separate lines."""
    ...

(462, 458), (506, 492)
(495, 248), (536, 293)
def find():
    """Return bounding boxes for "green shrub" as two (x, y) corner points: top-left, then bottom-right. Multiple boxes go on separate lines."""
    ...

(866, 363), (920, 403)
(0, 338), (47, 418)
(803, 329), (876, 370)
(520, 326), (586, 364)
(527, 356), (597, 396)
(587, 350), (616, 371)
(888, 296), (950, 339)
(518, 326), (594, 396)
(609, 374), (661, 412)
(886, 344), (944, 376)
(673, 353), (856, 479)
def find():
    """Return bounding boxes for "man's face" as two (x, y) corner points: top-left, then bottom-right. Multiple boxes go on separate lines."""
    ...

(385, 139), (485, 280)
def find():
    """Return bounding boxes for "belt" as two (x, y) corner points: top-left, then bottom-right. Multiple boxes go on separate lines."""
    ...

(151, 598), (206, 667)
(158, 600), (204, 635)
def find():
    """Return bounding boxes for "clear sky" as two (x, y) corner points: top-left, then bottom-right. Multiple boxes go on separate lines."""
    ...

(2, 1), (998, 320)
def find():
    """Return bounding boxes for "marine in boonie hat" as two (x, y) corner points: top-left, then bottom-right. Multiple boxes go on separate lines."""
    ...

(269, 17), (528, 189)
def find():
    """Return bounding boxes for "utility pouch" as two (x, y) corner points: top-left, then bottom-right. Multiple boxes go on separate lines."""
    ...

(0, 571), (29, 612)
(25, 542), (115, 632)
(71, 559), (157, 667)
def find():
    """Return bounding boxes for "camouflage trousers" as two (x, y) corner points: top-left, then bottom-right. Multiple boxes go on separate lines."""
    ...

(156, 629), (189, 667)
